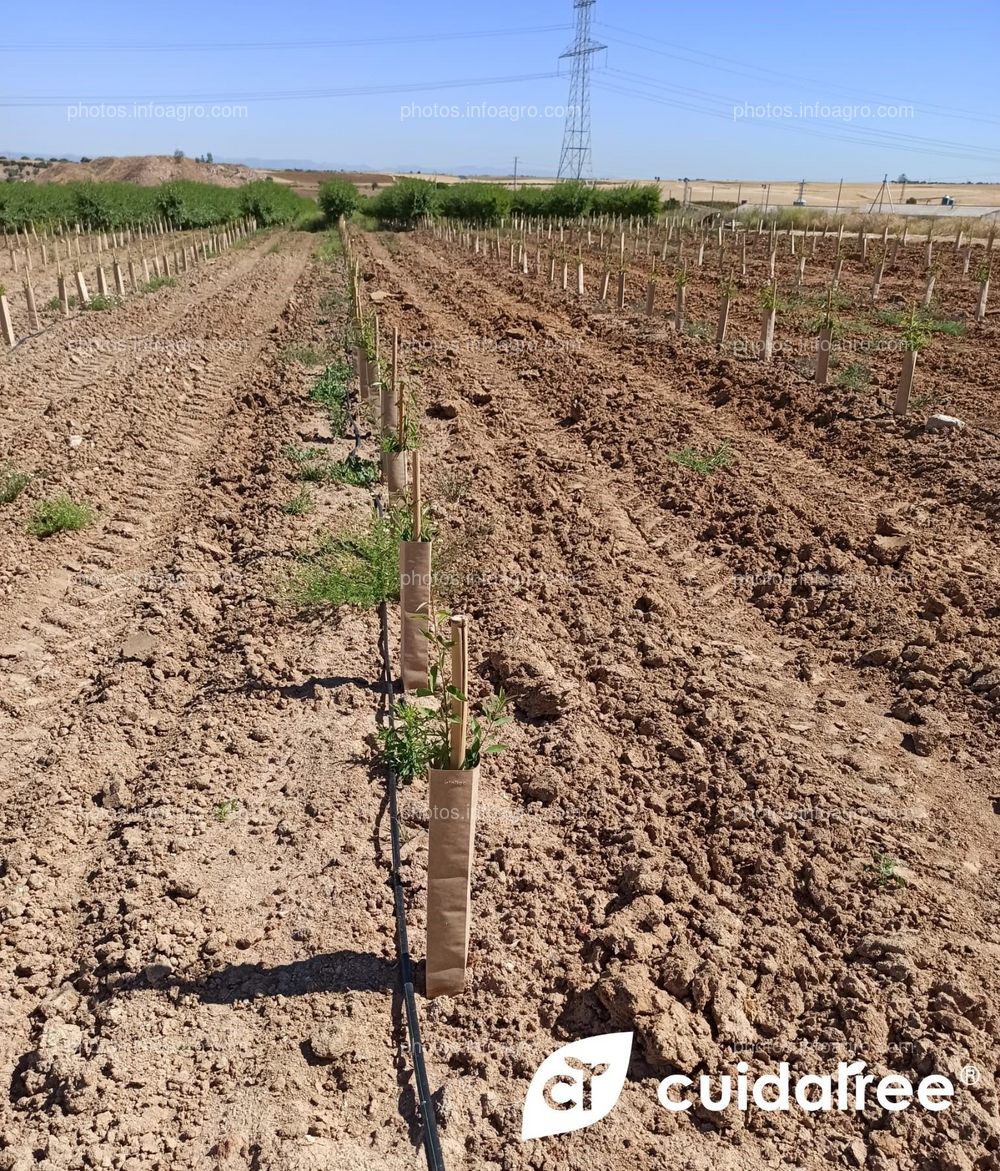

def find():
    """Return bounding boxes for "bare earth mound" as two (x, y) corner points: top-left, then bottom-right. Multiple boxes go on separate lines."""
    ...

(36, 155), (264, 187)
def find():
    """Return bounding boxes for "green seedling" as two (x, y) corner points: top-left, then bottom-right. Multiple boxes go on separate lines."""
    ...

(376, 612), (512, 782)
(213, 797), (241, 823)
(380, 415), (420, 454)
(864, 851), (906, 891)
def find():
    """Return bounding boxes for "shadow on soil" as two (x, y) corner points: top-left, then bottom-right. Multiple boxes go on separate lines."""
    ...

(184, 950), (397, 1003)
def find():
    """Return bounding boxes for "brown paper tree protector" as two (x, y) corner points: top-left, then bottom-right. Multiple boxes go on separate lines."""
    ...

(0, 294), (15, 347)
(716, 295), (731, 347)
(894, 351), (918, 417)
(922, 273), (935, 310)
(24, 281), (39, 331)
(381, 328), (408, 502)
(399, 452), (432, 692)
(426, 616), (478, 999)
(976, 279), (990, 323)
(815, 327), (834, 385)
(760, 283), (777, 362)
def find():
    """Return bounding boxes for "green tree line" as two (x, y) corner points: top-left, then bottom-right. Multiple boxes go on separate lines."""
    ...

(0, 179), (311, 231)
(317, 177), (667, 230)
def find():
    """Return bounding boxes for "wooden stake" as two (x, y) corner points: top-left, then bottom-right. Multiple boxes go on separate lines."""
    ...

(393, 327), (402, 439)
(412, 450), (422, 541)
(449, 616), (469, 770)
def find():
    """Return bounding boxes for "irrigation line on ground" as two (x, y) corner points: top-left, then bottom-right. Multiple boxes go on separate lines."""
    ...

(376, 572), (447, 1171)
(338, 270), (445, 1170)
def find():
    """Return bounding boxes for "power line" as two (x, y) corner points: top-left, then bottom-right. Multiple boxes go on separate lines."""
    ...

(0, 71), (564, 107)
(591, 78), (1000, 165)
(593, 67), (1000, 164)
(598, 21), (1000, 133)
(0, 24), (572, 52)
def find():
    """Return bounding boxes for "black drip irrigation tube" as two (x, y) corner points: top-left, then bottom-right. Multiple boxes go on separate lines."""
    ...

(338, 315), (445, 1169)
(376, 579), (446, 1171)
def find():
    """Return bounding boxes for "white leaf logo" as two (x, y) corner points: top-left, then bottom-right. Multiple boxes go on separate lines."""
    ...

(521, 1032), (633, 1141)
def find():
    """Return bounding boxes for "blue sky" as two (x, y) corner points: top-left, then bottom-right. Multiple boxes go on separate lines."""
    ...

(3, 0), (999, 181)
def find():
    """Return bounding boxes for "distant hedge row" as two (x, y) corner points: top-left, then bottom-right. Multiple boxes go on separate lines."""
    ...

(350, 179), (666, 229)
(0, 179), (312, 231)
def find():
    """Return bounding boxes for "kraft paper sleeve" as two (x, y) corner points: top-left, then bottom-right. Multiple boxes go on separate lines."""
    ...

(399, 540), (432, 692)
(426, 767), (480, 999)
(380, 382), (397, 441)
(381, 451), (408, 502)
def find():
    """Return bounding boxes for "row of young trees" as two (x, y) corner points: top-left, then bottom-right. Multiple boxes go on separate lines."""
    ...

(318, 177), (667, 230)
(0, 179), (312, 231)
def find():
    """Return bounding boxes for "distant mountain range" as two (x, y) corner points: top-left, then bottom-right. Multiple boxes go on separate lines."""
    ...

(223, 156), (558, 177)
(1, 149), (557, 177)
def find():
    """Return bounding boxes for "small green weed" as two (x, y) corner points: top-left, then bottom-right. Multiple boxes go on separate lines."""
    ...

(310, 360), (353, 433)
(315, 232), (343, 262)
(0, 463), (31, 504)
(140, 276), (177, 294)
(292, 504), (432, 609)
(82, 294), (117, 312)
(45, 294), (77, 312)
(666, 442), (734, 476)
(283, 488), (315, 515)
(864, 851), (906, 891)
(285, 444), (327, 465)
(292, 508), (410, 608)
(28, 496), (93, 537)
(836, 362), (870, 390)
(283, 342), (334, 368)
(438, 471), (470, 504)
(213, 797), (242, 823)
(879, 307), (964, 341)
(329, 453), (379, 487)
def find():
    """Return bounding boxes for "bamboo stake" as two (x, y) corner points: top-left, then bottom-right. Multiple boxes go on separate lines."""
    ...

(393, 327), (402, 438)
(449, 616), (469, 770)
(412, 450), (422, 541)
